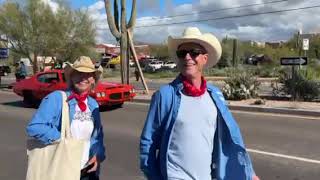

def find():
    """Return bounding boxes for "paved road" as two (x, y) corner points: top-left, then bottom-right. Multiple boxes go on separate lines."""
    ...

(0, 91), (319, 180)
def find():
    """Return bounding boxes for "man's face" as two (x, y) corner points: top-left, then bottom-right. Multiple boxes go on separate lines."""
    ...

(176, 42), (208, 79)
(71, 71), (95, 93)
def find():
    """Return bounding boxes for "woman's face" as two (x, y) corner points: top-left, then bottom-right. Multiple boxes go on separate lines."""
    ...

(71, 71), (95, 94)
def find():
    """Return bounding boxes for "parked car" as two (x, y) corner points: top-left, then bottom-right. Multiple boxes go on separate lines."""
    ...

(12, 69), (136, 107)
(145, 61), (164, 72)
(162, 61), (177, 69)
(129, 60), (135, 67)
(139, 57), (159, 68)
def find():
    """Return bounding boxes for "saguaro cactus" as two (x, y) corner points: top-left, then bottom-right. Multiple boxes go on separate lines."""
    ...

(104, 0), (136, 84)
(232, 39), (238, 68)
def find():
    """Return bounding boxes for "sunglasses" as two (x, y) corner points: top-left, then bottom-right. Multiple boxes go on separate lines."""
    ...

(176, 49), (207, 59)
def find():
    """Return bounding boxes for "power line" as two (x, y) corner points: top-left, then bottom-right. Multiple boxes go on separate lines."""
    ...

(136, 0), (289, 22)
(135, 4), (320, 28)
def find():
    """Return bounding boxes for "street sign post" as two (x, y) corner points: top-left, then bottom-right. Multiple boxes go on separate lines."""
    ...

(280, 56), (308, 100)
(0, 48), (9, 59)
(280, 57), (307, 66)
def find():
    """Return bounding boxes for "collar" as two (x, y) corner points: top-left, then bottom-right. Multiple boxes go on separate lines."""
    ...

(65, 90), (95, 111)
(170, 75), (214, 95)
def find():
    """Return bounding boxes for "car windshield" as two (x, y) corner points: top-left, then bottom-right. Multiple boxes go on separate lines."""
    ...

(37, 73), (59, 83)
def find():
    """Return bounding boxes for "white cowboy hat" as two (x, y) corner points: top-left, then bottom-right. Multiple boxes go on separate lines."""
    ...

(64, 56), (103, 84)
(168, 27), (222, 68)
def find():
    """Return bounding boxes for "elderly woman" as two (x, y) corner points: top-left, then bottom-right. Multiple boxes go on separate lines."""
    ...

(26, 56), (105, 180)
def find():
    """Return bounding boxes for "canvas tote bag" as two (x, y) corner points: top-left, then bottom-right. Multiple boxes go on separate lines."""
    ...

(26, 91), (84, 180)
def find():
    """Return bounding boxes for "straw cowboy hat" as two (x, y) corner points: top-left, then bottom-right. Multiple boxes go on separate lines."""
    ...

(64, 56), (103, 85)
(168, 27), (222, 68)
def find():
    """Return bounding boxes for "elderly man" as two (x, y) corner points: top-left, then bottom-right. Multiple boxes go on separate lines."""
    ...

(140, 27), (259, 180)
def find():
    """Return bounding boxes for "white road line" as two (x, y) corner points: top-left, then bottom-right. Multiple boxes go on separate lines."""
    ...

(248, 148), (320, 164)
(232, 110), (320, 120)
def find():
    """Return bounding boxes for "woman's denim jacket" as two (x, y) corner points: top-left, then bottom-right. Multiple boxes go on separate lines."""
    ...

(26, 90), (106, 162)
(140, 77), (255, 180)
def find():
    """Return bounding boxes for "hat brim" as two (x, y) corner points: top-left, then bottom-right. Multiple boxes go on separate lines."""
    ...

(64, 63), (102, 85)
(168, 36), (221, 68)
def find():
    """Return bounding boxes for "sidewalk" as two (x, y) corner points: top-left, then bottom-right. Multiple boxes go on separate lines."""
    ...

(133, 90), (320, 117)
(1, 74), (319, 117)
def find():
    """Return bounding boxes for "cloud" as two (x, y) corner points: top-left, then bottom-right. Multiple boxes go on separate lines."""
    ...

(135, 0), (320, 42)
(87, 0), (320, 44)
(88, 0), (105, 12)
(41, 0), (59, 13)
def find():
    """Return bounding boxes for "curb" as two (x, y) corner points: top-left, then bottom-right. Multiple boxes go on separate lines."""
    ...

(0, 88), (13, 92)
(132, 97), (320, 117)
(228, 105), (320, 117)
(2, 89), (319, 117)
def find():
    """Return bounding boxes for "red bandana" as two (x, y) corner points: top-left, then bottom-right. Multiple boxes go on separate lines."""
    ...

(67, 91), (89, 112)
(181, 75), (207, 97)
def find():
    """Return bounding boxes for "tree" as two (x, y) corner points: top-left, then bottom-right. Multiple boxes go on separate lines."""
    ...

(149, 43), (169, 59)
(217, 43), (231, 68)
(51, 7), (97, 63)
(0, 0), (97, 74)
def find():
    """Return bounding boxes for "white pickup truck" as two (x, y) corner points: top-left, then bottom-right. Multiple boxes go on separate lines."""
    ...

(145, 61), (164, 72)
(162, 61), (177, 69)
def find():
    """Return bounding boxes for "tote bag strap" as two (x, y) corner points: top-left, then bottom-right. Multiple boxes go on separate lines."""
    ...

(60, 91), (71, 139)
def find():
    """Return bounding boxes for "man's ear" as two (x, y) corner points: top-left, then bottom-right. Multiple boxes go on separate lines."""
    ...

(203, 54), (209, 64)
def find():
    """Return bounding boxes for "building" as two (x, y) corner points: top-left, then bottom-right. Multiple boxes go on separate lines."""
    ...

(300, 33), (320, 39)
(247, 40), (265, 48)
(95, 43), (151, 67)
(95, 43), (151, 60)
(265, 41), (285, 48)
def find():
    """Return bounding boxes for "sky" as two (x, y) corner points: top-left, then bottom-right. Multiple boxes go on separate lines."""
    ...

(43, 0), (320, 44)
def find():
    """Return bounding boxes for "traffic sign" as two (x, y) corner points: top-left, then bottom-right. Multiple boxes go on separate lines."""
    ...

(0, 48), (9, 59)
(303, 39), (309, 50)
(280, 57), (307, 66)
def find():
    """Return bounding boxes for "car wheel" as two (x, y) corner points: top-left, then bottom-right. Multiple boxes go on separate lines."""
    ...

(23, 91), (37, 107)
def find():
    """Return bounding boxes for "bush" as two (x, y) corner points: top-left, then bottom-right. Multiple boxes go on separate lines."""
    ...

(144, 69), (178, 79)
(203, 68), (230, 77)
(256, 66), (281, 78)
(275, 68), (320, 101)
(222, 68), (260, 100)
(102, 68), (120, 78)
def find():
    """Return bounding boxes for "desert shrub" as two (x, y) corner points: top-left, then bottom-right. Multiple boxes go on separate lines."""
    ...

(276, 68), (320, 101)
(222, 68), (260, 100)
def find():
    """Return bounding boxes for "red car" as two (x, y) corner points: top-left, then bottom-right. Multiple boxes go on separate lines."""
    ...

(13, 69), (136, 107)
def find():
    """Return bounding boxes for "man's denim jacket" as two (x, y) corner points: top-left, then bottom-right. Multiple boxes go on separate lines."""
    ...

(140, 76), (255, 180)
